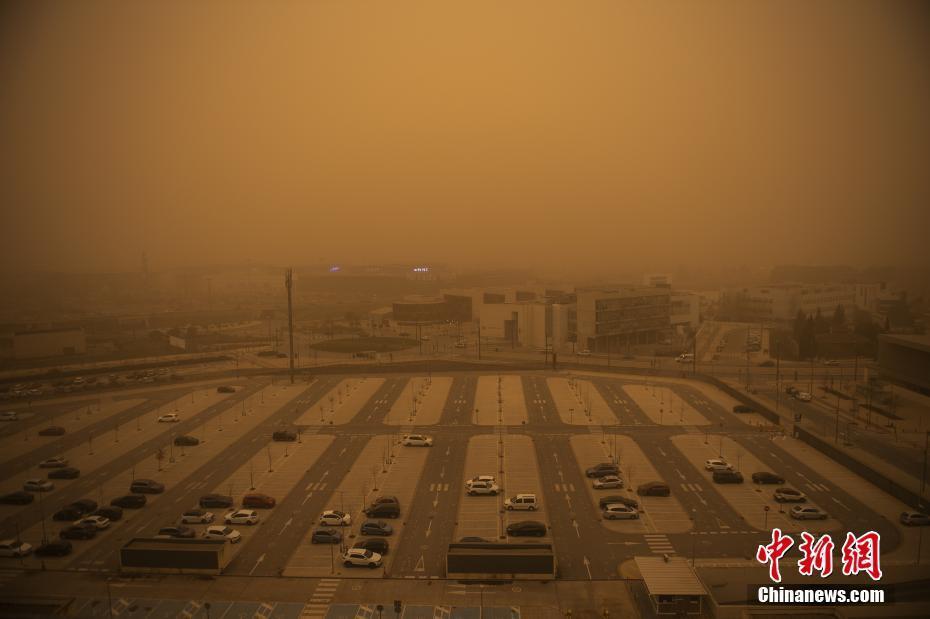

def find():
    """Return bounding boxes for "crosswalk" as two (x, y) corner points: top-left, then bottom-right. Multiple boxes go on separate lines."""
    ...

(553, 483), (575, 492)
(644, 534), (675, 555)
(679, 483), (703, 492)
(805, 482), (830, 492)
(301, 578), (341, 618)
(428, 483), (450, 492)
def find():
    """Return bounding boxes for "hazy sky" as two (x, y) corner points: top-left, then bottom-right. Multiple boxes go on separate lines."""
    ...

(2, 0), (929, 275)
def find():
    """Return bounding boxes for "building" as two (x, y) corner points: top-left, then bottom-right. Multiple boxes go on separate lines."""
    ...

(0, 328), (86, 360)
(726, 284), (855, 322)
(642, 273), (672, 288)
(392, 296), (451, 325)
(574, 286), (671, 352)
(877, 334), (930, 394)
(670, 291), (700, 333)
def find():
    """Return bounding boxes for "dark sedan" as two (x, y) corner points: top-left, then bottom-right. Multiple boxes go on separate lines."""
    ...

(173, 435), (200, 447)
(598, 495), (639, 510)
(585, 463), (620, 478)
(353, 538), (389, 555)
(48, 467), (81, 480)
(53, 507), (84, 522)
(92, 506), (123, 521)
(38, 426), (66, 436)
(310, 528), (343, 544)
(199, 494), (234, 508)
(130, 479), (164, 494)
(111, 494), (147, 509)
(0, 491), (34, 505)
(157, 526), (196, 539)
(35, 540), (73, 557)
(752, 471), (786, 485)
(506, 521), (547, 537)
(360, 520), (393, 536)
(637, 482), (671, 497)
(60, 524), (97, 540)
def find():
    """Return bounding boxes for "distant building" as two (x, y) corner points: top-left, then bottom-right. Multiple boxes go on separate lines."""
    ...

(574, 286), (671, 352)
(642, 273), (672, 288)
(726, 284), (855, 322)
(0, 328), (86, 360)
(670, 292), (701, 333)
(392, 296), (450, 324)
(877, 334), (930, 394)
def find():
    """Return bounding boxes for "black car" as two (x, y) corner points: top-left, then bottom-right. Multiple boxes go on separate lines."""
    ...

(130, 479), (165, 494)
(0, 491), (34, 505)
(38, 426), (66, 436)
(53, 507), (84, 521)
(217, 386), (236, 393)
(585, 463), (620, 478)
(111, 494), (147, 509)
(752, 471), (786, 485)
(35, 540), (72, 557)
(92, 506), (123, 521)
(48, 467), (81, 480)
(364, 502), (400, 518)
(360, 520), (393, 536)
(70, 499), (98, 515)
(353, 538), (389, 555)
(60, 524), (97, 540)
(199, 494), (234, 508)
(637, 482), (671, 497)
(712, 470), (745, 484)
(506, 521), (547, 537)
(272, 430), (297, 442)
(310, 528), (343, 544)
(157, 526), (196, 539)
(173, 435), (200, 447)
(732, 405), (753, 413)
(598, 495), (639, 510)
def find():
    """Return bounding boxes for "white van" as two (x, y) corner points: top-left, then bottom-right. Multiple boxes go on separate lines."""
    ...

(504, 494), (538, 511)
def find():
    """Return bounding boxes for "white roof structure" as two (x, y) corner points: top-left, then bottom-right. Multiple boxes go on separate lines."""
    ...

(634, 556), (707, 597)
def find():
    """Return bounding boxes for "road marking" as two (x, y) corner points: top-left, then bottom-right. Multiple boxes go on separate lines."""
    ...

(249, 553), (265, 575)
(302, 492), (313, 505)
(583, 556), (592, 580)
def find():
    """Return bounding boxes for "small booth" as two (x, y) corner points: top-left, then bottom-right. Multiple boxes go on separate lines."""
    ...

(634, 556), (707, 616)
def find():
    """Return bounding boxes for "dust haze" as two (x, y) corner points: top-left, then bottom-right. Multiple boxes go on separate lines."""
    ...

(2, 0), (929, 275)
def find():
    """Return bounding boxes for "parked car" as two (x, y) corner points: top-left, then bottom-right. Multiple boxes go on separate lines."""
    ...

(585, 463), (620, 478)
(0, 411), (18, 421)
(593, 475), (624, 489)
(272, 430), (297, 442)
(70, 499), (98, 515)
(35, 540), (72, 557)
(401, 434), (433, 447)
(368, 495), (400, 507)
(311, 528), (343, 544)
(758, 360), (776, 367)
(504, 494), (538, 511)
(0, 491), (34, 505)
(823, 359), (839, 366)
(242, 493), (276, 509)
(39, 457), (69, 468)
(603, 504), (640, 520)
(111, 494), (147, 509)
(704, 459), (733, 471)
(506, 521), (547, 537)
(637, 482), (671, 497)
(712, 470), (744, 484)
(130, 479), (164, 494)
(23, 479), (54, 492)
(0, 539), (32, 557)
(202, 525), (241, 543)
(75, 515), (110, 530)
(598, 495), (639, 510)
(465, 475), (496, 487)
(60, 524), (97, 540)
(353, 538), (389, 555)
(48, 467), (81, 480)
(791, 505), (828, 520)
(360, 520), (394, 536)
(156, 526), (196, 539)
(319, 510), (351, 526)
(774, 487), (807, 503)
(224, 509), (259, 525)
(53, 507), (84, 522)
(92, 506), (123, 521)
(342, 548), (382, 568)
(199, 494), (233, 508)
(732, 405), (753, 414)
(900, 511), (930, 526)
(795, 391), (813, 402)
(38, 426), (66, 436)
(173, 435), (200, 447)
(577, 349), (592, 357)
(364, 502), (400, 518)
(157, 413), (180, 423)
(466, 480), (500, 496)
(217, 386), (236, 393)
(752, 472), (786, 485)
(181, 509), (214, 524)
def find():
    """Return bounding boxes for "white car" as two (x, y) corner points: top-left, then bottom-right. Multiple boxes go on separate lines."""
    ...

(795, 391), (813, 402)
(203, 525), (242, 543)
(224, 509), (259, 525)
(342, 548), (383, 568)
(0, 539), (32, 557)
(603, 504), (639, 520)
(593, 475), (624, 489)
(23, 479), (54, 492)
(504, 494), (538, 511)
(577, 349), (591, 357)
(704, 459), (733, 472)
(39, 457), (69, 468)
(465, 475), (496, 488)
(319, 510), (351, 526)
(157, 413), (180, 423)
(791, 505), (828, 520)
(180, 509), (215, 524)
(466, 480), (500, 496)
(0, 411), (18, 421)
(75, 515), (110, 530)
(402, 434), (433, 447)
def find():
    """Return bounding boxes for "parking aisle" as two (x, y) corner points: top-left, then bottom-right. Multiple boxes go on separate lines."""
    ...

(670, 435), (840, 535)
(384, 377), (452, 426)
(546, 377), (617, 425)
(622, 384), (708, 426)
(501, 434), (548, 535)
(593, 380), (653, 425)
(455, 435), (505, 541)
(473, 376), (527, 426)
(294, 378), (385, 425)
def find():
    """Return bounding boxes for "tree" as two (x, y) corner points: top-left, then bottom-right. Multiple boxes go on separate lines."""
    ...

(832, 304), (846, 329)
(793, 310), (806, 342)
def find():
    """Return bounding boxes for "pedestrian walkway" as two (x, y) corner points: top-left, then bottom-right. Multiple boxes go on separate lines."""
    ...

(643, 533), (675, 555)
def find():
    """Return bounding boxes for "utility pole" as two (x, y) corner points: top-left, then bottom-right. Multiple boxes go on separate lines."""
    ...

(285, 268), (295, 384)
(477, 319), (481, 360)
